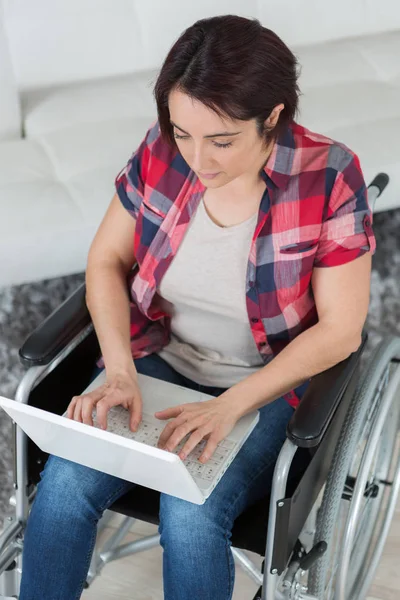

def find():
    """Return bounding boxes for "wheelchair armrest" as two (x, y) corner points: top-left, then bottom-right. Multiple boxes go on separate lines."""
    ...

(19, 282), (91, 368)
(286, 330), (368, 448)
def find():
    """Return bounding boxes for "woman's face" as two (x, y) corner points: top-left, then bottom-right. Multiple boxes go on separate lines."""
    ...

(168, 88), (283, 190)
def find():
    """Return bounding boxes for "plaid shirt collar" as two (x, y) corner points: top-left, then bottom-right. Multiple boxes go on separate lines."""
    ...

(261, 123), (296, 191)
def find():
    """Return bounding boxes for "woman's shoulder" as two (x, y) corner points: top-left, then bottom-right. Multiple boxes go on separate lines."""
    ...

(145, 119), (177, 163)
(125, 119), (193, 213)
(290, 121), (360, 174)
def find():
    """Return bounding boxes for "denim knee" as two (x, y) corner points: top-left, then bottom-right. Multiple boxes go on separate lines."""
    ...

(34, 455), (129, 523)
(33, 456), (94, 522)
(158, 494), (229, 546)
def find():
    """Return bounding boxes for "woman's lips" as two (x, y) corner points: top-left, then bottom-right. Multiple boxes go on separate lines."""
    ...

(199, 172), (220, 180)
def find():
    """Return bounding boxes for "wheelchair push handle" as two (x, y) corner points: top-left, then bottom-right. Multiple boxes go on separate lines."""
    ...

(368, 172), (389, 196)
(366, 172), (389, 212)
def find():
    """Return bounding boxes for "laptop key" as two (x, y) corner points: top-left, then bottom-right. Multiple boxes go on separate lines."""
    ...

(207, 457), (223, 468)
(192, 463), (206, 475)
(185, 462), (198, 475)
(210, 453), (224, 464)
(146, 434), (159, 446)
(220, 440), (236, 449)
(190, 448), (203, 459)
(215, 447), (231, 458)
(205, 466), (216, 476)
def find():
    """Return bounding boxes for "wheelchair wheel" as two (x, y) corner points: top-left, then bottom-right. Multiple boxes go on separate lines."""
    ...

(308, 334), (400, 600)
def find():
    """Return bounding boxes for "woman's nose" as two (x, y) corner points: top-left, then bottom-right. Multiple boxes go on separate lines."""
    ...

(191, 146), (212, 172)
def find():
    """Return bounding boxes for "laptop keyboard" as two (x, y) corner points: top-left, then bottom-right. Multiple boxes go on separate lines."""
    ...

(93, 406), (237, 484)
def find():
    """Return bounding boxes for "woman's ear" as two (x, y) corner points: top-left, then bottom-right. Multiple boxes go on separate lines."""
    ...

(264, 103), (285, 129)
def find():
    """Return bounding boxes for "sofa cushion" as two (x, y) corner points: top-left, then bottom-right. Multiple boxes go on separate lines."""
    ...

(21, 71), (158, 138)
(295, 31), (400, 212)
(0, 117), (150, 287)
(0, 11), (21, 141)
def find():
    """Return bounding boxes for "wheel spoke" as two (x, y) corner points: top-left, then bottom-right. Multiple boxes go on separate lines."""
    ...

(308, 340), (400, 600)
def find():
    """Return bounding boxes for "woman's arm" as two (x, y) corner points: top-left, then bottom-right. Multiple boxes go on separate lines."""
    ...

(85, 193), (138, 380)
(228, 252), (371, 419)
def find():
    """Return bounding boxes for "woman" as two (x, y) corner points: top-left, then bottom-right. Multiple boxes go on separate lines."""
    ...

(19, 14), (376, 600)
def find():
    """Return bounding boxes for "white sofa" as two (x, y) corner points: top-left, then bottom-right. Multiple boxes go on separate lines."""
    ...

(1, 0), (400, 288)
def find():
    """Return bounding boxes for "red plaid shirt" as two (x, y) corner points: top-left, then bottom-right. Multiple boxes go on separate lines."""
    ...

(96, 119), (376, 408)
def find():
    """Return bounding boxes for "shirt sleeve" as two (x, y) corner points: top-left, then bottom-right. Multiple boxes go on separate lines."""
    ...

(314, 152), (377, 268)
(114, 121), (157, 220)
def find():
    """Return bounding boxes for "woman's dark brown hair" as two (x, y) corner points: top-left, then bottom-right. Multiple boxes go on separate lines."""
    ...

(153, 14), (301, 149)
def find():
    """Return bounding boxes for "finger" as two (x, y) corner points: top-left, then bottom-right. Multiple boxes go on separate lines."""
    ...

(157, 415), (188, 449)
(199, 436), (220, 464)
(129, 399), (142, 432)
(95, 399), (110, 430)
(67, 398), (77, 419)
(157, 422), (177, 449)
(68, 384), (104, 420)
(162, 419), (201, 453)
(179, 428), (208, 461)
(73, 398), (83, 422)
(81, 396), (99, 426)
(154, 405), (184, 420)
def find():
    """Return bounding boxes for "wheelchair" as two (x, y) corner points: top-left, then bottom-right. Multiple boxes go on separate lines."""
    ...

(1, 173), (399, 600)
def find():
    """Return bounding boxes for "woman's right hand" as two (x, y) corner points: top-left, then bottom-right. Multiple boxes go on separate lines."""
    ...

(66, 370), (143, 432)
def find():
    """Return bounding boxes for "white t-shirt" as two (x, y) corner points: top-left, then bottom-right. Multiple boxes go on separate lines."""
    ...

(156, 197), (264, 388)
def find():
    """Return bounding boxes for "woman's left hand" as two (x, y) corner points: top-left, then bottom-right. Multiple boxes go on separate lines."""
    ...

(154, 394), (241, 464)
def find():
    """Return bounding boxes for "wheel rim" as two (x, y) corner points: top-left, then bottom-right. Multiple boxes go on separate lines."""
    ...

(311, 358), (400, 600)
(335, 362), (400, 600)
(345, 365), (397, 585)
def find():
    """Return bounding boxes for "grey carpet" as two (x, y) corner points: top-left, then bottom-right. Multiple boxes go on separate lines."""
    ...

(1, 207), (400, 529)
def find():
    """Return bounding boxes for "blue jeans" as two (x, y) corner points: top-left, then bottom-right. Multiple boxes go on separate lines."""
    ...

(19, 353), (297, 600)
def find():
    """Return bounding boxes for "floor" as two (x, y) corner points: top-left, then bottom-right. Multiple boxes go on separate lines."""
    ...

(79, 501), (400, 600)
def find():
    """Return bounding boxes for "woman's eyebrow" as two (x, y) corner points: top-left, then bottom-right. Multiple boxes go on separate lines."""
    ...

(170, 120), (241, 138)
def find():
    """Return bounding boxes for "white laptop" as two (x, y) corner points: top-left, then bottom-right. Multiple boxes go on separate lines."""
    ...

(0, 371), (259, 505)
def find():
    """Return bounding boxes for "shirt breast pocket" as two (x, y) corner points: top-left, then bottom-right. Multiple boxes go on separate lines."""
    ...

(279, 238), (319, 258)
(141, 199), (168, 224)
(137, 200), (168, 250)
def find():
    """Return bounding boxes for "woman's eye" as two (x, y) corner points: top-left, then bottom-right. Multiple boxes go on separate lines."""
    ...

(213, 141), (232, 148)
(173, 133), (232, 149)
